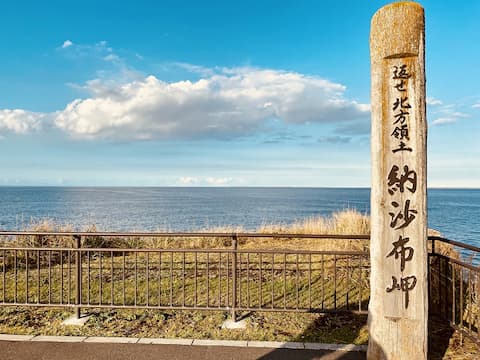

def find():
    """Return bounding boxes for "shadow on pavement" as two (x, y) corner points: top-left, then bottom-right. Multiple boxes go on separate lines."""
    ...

(256, 312), (456, 360)
(257, 313), (368, 360)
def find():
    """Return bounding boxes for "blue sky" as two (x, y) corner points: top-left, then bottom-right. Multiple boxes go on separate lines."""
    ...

(0, 0), (478, 187)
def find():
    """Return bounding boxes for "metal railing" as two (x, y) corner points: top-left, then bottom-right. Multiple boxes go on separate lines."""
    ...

(0, 231), (371, 321)
(1, 230), (479, 345)
(429, 236), (480, 345)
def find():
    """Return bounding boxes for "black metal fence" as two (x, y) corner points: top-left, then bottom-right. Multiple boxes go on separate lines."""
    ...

(2, 231), (478, 346)
(0, 232), (370, 321)
(429, 236), (480, 345)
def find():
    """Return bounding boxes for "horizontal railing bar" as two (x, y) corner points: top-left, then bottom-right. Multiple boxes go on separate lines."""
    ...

(0, 302), (368, 314)
(0, 231), (370, 240)
(428, 236), (480, 254)
(430, 253), (480, 272)
(0, 246), (368, 255)
(448, 321), (480, 346)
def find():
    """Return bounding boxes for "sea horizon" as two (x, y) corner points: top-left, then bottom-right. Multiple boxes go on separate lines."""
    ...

(0, 187), (478, 249)
(1, 185), (479, 189)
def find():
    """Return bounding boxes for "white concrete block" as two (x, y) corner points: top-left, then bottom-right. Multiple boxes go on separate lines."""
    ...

(247, 341), (304, 349)
(192, 339), (248, 347)
(304, 342), (368, 352)
(138, 338), (194, 345)
(32, 335), (87, 343)
(0, 334), (35, 341)
(84, 336), (139, 344)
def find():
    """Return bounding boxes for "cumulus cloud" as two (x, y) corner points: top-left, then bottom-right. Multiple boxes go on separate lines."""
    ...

(52, 67), (369, 140)
(0, 109), (45, 134)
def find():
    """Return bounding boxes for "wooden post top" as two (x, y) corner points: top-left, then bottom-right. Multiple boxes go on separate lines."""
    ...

(370, 2), (424, 60)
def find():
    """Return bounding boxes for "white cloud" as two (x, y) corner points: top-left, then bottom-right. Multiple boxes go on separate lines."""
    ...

(104, 54), (120, 62)
(59, 40), (121, 66)
(0, 109), (45, 134)
(205, 177), (234, 186)
(450, 111), (469, 118)
(430, 117), (458, 126)
(429, 106), (470, 127)
(172, 62), (215, 76)
(53, 67), (369, 140)
(177, 176), (240, 186)
(426, 97), (442, 106)
(62, 40), (73, 48)
(472, 103), (480, 109)
(178, 176), (199, 185)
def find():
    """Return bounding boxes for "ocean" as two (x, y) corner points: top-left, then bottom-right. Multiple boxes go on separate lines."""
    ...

(0, 187), (478, 248)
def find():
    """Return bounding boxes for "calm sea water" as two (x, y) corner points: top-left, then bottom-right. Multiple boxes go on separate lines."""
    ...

(0, 187), (479, 247)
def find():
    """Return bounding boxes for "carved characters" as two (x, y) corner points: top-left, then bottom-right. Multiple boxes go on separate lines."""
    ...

(386, 236), (414, 271)
(387, 165), (417, 195)
(385, 63), (419, 311)
(391, 66), (413, 153)
(386, 275), (417, 309)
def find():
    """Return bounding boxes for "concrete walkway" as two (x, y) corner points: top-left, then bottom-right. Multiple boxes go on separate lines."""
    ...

(0, 335), (366, 360)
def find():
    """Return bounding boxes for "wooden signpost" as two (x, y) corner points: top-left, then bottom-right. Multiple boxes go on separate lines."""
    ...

(368, 2), (428, 359)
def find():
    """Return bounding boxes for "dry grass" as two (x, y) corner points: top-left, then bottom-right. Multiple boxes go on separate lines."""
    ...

(0, 209), (372, 252)
(0, 307), (369, 344)
(259, 209), (370, 235)
(1, 209), (445, 249)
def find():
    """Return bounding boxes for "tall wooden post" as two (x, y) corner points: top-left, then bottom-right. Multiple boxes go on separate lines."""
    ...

(369, 2), (427, 359)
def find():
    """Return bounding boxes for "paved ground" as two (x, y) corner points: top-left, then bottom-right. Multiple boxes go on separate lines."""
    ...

(0, 341), (366, 360)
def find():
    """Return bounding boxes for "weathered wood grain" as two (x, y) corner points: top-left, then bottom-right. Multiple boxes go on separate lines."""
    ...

(368, 2), (427, 359)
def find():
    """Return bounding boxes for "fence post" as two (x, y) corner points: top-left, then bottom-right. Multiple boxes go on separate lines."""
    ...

(231, 234), (238, 322)
(431, 238), (436, 318)
(74, 235), (81, 319)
